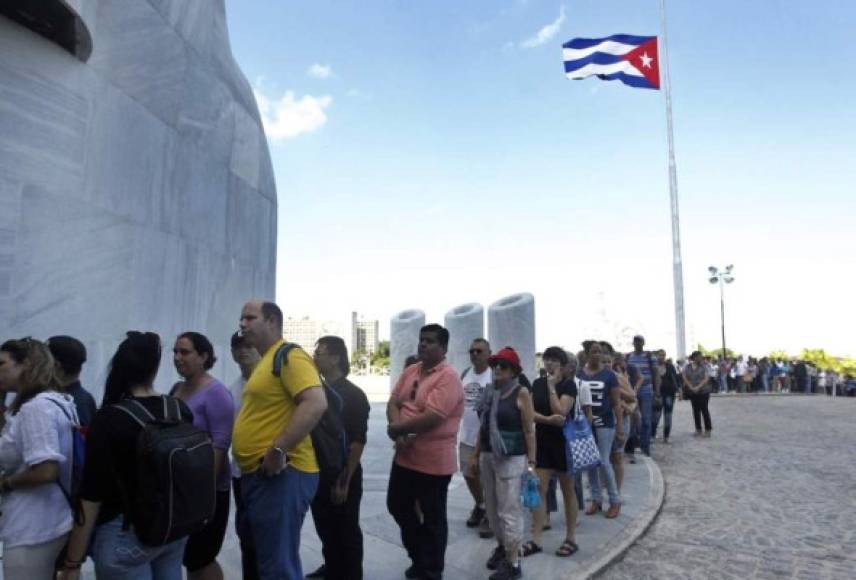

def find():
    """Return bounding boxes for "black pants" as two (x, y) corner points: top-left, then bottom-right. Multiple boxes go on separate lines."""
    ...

(386, 463), (452, 580)
(690, 393), (712, 432)
(232, 477), (259, 580)
(311, 467), (364, 580)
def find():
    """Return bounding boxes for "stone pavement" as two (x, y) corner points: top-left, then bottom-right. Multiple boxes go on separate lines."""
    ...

(601, 395), (856, 580)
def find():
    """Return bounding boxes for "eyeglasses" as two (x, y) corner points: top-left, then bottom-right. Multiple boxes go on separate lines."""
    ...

(410, 379), (419, 401)
(469, 349), (484, 355)
(491, 361), (512, 371)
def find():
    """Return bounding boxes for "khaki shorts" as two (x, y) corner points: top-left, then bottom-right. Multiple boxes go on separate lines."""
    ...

(459, 442), (478, 478)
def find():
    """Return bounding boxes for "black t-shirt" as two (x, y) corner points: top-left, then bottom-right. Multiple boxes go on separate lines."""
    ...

(80, 395), (193, 525)
(531, 377), (577, 442)
(330, 377), (371, 448)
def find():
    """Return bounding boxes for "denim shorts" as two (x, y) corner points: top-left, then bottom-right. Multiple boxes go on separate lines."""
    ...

(92, 518), (187, 580)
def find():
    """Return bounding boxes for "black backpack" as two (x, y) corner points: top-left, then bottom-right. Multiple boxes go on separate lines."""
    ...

(272, 343), (348, 482)
(113, 397), (216, 546)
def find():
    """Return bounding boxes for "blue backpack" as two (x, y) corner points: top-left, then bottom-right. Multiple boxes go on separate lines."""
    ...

(47, 397), (87, 524)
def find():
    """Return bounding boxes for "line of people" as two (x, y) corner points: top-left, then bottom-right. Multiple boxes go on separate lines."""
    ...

(1, 304), (716, 580)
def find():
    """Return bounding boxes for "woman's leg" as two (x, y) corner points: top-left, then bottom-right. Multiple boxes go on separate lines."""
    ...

(611, 449), (624, 492)
(557, 473), (578, 544)
(492, 457), (526, 566)
(594, 428), (620, 509)
(531, 468), (553, 546)
(479, 452), (502, 548)
(3, 534), (68, 580)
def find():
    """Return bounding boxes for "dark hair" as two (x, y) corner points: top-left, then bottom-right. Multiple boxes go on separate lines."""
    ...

(420, 324), (449, 349)
(582, 340), (597, 354)
(261, 301), (283, 329)
(404, 354), (419, 368)
(598, 341), (615, 355)
(542, 346), (569, 366)
(230, 331), (246, 349)
(103, 332), (162, 406)
(316, 335), (350, 376)
(47, 335), (87, 376)
(178, 331), (216, 370)
(690, 350), (702, 360)
(472, 337), (490, 349)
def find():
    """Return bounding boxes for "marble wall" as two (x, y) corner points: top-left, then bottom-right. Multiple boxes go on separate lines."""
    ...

(0, 0), (277, 401)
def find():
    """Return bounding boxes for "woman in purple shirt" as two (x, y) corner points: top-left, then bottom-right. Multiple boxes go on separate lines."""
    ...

(172, 332), (235, 580)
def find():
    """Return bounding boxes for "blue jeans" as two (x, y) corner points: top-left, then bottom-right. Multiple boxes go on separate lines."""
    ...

(660, 394), (675, 440)
(719, 375), (727, 393)
(241, 467), (319, 580)
(588, 427), (620, 506)
(92, 518), (187, 580)
(638, 386), (653, 455)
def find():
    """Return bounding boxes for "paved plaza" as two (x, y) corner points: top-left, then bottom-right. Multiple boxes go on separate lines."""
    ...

(36, 393), (855, 579)
(603, 395), (856, 580)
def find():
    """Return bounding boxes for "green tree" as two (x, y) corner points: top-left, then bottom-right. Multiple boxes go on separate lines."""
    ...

(370, 340), (390, 373)
(697, 343), (735, 359)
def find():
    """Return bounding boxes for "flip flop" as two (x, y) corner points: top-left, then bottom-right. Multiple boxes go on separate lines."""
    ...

(556, 540), (579, 557)
(521, 541), (543, 557)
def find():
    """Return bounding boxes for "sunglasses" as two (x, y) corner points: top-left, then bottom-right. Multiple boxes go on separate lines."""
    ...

(409, 379), (419, 401)
(490, 360), (512, 371)
(469, 348), (485, 355)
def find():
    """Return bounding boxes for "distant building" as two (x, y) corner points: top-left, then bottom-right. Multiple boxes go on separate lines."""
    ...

(351, 311), (380, 355)
(283, 316), (343, 352)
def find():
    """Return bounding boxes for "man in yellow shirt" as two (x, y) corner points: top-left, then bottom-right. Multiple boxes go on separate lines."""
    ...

(232, 300), (327, 580)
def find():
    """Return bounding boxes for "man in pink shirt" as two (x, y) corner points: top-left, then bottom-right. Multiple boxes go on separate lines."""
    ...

(387, 324), (464, 580)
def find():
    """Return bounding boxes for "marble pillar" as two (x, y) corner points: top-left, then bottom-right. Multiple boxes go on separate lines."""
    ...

(389, 309), (425, 389)
(488, 293), (536, 381)
(444, 302), (485, 376)
(0, 1), (277, 401)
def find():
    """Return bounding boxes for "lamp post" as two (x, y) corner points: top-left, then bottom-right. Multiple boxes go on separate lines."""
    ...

(708, 265), (734, 358)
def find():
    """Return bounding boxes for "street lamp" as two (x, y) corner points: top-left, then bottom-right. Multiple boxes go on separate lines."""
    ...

(708, 265), (734, 358)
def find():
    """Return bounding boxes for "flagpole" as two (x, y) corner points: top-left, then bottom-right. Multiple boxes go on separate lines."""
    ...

(658, 0), (687, 360)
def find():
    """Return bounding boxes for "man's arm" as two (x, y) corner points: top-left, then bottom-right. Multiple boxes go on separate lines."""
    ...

(262, 385), (327, 475)
(388, 409), (444, 437)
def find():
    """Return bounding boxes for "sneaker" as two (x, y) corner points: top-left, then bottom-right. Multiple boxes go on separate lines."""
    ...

(489, 560), (522, 580)
(305, 564), (326, 578)
(486, 545), (506, 570)
(703, 431), (712, 438)
(466, 505), (485, 528)
(479, 516), (495, 538)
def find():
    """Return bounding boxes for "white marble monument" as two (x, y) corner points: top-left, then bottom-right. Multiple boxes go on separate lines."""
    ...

(488, 293), (536, 380)
(389, 309), (425, 389)
(0, 1), (277, 401)
(444, 302), (485, 376)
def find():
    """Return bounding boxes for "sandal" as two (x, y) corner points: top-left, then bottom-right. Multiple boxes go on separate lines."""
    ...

(521, 541), (543, 557)
(584, 502), (602, 515)
(556, 540), (579, 557)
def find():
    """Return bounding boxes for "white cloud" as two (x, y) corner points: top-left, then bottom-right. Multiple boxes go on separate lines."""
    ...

(253, 88), (332, 141)
(520, 5), (566, 49)
(307, 64), (333, 79)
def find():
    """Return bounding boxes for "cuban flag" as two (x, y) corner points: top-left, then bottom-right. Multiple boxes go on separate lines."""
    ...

(563, 34), (660, 90)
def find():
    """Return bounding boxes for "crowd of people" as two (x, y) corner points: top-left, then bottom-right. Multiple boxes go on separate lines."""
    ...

(0, 301), (846, 580)
(693, 355), (855, 396)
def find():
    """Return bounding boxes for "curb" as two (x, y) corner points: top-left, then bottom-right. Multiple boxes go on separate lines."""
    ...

(571, 456), (666, 580)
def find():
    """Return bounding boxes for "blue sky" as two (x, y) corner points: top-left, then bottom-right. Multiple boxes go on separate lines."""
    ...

(226, 0), (856, 357)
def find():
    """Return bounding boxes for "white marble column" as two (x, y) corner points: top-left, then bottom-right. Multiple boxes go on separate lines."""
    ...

(488, 293), (536, 381)
(444, 302), (484, 376)
(390, 309), (425, 389)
